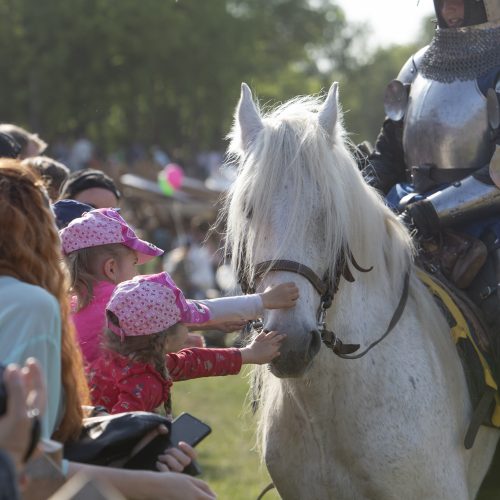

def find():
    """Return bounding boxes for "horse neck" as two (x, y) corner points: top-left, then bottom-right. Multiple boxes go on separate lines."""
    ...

(326, 199), (414, 348)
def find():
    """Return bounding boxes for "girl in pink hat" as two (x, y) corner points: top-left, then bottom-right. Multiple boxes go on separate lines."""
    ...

(60, 208), (164, 364)
(87, 272), (291, 418)
(60, 208), (299, 366)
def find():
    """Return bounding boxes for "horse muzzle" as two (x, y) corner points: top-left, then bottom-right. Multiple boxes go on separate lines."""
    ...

(268, 329), (322, 378)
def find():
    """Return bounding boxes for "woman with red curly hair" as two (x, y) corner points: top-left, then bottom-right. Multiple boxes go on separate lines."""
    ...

(0, 160), (215, 500)
(0, 159), (87, 442)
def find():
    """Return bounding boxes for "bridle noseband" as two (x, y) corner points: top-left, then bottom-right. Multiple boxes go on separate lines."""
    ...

(241, 259), (333, 301)
(239, 251), (411, 359)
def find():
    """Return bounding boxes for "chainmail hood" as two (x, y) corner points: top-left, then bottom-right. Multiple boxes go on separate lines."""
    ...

(420, 24), (500, 82)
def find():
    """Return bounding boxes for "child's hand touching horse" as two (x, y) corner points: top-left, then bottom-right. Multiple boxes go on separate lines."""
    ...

(260, 282), (299, 309)
(240, 330), (286, 364)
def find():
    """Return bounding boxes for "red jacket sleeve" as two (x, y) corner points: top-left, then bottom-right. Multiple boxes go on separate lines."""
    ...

(111, 371), (167, 414)
(166, 347), (242, 382)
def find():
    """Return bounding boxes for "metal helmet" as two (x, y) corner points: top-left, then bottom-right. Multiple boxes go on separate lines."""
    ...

(433, 0), (500, 28)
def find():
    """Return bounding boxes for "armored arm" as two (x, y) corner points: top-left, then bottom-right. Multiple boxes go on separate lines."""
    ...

(407, 148), (500, 236)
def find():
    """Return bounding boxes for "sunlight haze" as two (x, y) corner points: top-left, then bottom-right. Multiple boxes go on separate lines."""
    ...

(336, 0), (435, 47)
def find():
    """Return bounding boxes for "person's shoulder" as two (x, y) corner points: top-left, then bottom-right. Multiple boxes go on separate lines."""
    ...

(108, 353), (160, 377)
(413, 45), (429, 68)
(397, 45), (429, 84)
(92, 280), (117, 302)
(0, 276), (59, 312)
(116, 358), (168, 389)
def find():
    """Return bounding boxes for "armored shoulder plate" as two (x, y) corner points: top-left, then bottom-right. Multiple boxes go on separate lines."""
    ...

(385, 48), (429, 121)
(397, 47), (428, 85)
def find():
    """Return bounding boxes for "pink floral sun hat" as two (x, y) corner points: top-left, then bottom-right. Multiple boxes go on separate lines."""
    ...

(59, 208), (163, 264)
(106, 272), (211, 338)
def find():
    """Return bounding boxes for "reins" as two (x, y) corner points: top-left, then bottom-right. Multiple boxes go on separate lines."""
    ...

(239, 249), (411, 359)
(321, 269), (411, 359)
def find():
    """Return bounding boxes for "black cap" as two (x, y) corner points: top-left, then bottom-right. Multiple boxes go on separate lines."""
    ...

(60, 168), (121, 201)
(0, 132), (21, 159)
(52, 199), (94, 229)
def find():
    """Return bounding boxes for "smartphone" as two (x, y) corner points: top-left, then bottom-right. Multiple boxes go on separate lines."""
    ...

(169, 412), (212, 447)
(123, 432), (171, 472)
(124, 413), (211, 475)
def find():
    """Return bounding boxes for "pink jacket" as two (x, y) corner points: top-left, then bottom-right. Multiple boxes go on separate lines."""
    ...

(72, 281), (115, 364)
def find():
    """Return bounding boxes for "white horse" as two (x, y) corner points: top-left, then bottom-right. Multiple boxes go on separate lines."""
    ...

(223, 82), (499, 499)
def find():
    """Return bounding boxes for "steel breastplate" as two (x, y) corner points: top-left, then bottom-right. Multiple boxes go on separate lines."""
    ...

(403, 75), (493, 171)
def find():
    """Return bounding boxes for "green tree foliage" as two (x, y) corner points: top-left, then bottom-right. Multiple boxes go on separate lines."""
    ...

(339, 43), (418, 146)
(337, 14), (435, 146)
(0, 0), (357, 157)
(0, 0), (432, 160)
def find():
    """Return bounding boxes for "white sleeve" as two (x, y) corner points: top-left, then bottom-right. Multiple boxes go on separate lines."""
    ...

(195, 294), (264, 325)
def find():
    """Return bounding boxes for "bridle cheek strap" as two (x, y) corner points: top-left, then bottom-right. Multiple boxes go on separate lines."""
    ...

(322, 269), (411, 359)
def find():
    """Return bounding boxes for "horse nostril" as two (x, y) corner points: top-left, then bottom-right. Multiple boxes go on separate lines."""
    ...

(307, 330), (322, 359)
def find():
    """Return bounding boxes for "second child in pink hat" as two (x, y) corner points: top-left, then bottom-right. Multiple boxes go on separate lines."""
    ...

(86, 272), (293, 417)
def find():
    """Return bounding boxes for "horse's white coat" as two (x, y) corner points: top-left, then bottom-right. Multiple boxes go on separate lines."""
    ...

(223, 83), (499, 499)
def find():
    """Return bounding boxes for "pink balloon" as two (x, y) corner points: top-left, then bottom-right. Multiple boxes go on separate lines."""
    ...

(165, 163), (184, 189)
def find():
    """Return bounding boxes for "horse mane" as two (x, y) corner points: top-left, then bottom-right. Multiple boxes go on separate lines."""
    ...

(223, 92), (413, 289)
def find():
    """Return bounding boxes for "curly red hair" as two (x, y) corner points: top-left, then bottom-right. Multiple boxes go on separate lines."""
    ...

(0, 160), (89, 442)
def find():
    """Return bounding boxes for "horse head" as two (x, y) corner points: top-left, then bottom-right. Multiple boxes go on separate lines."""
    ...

(225, 82), (355, 378)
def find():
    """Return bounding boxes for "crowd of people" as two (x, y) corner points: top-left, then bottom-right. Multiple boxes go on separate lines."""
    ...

(0, 124), (299, 498)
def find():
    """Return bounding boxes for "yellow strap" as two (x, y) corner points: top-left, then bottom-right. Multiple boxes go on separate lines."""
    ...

(417, 269), (498, 391)
(493, 396), (500, 427)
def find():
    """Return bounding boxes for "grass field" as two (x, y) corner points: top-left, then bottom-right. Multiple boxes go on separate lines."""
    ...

(173, 366), (280, 500)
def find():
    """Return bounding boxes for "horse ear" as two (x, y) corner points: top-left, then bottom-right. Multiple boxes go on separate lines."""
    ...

(318, 82), (339, 139)
(236, 83), (263, 150)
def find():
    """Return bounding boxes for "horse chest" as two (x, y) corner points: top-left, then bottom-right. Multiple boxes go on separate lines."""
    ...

(263, 358), (458, 499)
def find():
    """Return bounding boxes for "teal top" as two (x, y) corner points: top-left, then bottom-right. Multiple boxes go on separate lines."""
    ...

(0, 276), (62, 438)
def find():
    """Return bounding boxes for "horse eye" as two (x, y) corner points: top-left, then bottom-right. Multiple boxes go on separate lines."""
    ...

(243, 201), (253, 220)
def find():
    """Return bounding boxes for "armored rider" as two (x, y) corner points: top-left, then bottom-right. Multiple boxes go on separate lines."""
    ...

(364, 0), (500, 329)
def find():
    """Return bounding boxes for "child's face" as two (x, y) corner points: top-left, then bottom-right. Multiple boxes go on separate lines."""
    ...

(164, 323), (189, 352)
(115, 250), (139, 283)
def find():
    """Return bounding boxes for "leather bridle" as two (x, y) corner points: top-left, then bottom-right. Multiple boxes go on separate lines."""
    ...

(238, 250), (411, 359)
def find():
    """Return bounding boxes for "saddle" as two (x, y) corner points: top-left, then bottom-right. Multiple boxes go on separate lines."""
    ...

(417, 231), (500, 448)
